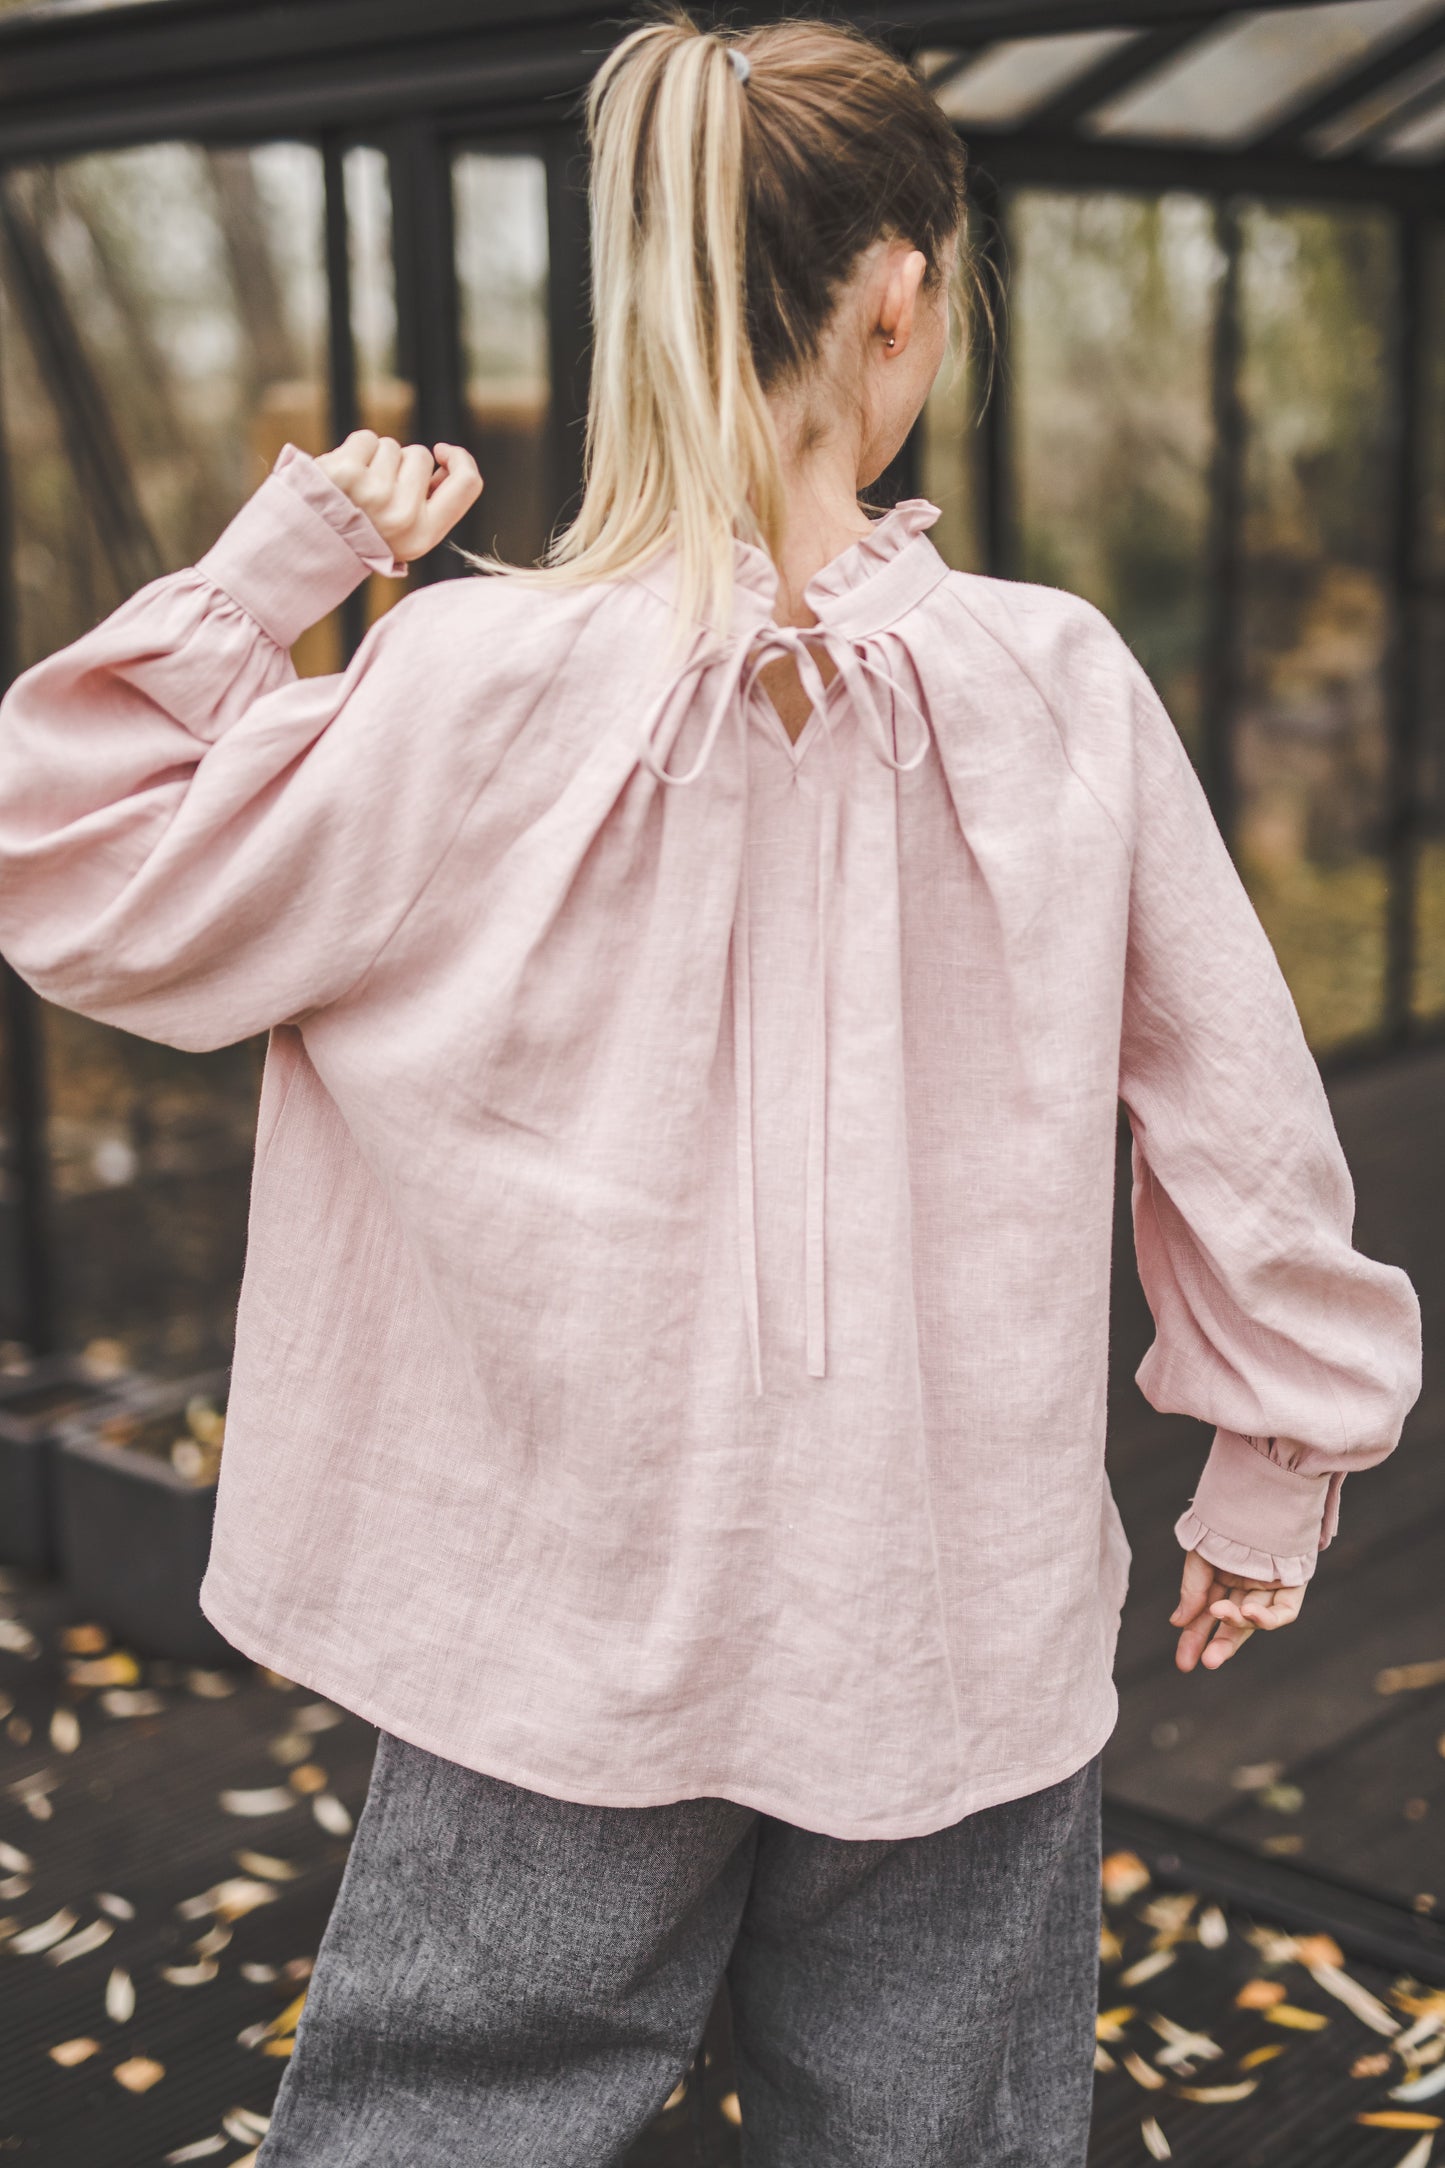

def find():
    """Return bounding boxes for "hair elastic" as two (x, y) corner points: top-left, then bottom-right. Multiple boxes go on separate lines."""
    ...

(728, 47), (751, 84)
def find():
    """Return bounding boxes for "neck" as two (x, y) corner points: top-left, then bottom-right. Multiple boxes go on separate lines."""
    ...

(764, 397), (873, 627)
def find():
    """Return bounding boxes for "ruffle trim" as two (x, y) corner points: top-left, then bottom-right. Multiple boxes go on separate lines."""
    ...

(801, 498), (944, 609)
(272, 441), (410, 578)
(1173, 1505), (1317, 1588)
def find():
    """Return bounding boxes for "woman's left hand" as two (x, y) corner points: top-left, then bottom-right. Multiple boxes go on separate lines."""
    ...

(315, 432), (484, 563)
(1170, 1548), (1308, 1671)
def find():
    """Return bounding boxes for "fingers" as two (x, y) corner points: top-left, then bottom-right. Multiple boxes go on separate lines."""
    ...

(1171, 1550), (1307, 1672)
(412, 444), (484, 550)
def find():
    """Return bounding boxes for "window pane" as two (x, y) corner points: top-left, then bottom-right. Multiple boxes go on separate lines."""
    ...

(1234, 203), (1394, 1051)
(1009, 190), (1220, 756)
(0, 138), (329, 1372)
(451, 150), (551, 568)
(933, 30), (1142, 127)
(1087, 0), (1443, 145)
(342, 143), (411, 634)
(1414, 223), (1445, 1023)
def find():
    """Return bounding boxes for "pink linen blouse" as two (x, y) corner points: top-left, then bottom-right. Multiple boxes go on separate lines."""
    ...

(0, 443), (1422, 1840)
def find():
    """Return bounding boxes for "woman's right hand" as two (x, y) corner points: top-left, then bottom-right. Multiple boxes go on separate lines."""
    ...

(314, 432), (484, 564)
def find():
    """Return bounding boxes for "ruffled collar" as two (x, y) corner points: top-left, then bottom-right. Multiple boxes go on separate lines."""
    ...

(630, 498), (948, 641)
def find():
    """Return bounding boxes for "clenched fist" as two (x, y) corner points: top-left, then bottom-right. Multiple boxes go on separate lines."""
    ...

(315, 431), (484, 564)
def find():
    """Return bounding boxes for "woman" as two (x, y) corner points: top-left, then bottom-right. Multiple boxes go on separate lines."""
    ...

(0, 12), (1420, 2166)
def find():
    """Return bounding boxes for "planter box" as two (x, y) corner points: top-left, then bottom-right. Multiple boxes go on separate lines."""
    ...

(55, 1368), (238, 1665)
(0, 1355), (138, 1574)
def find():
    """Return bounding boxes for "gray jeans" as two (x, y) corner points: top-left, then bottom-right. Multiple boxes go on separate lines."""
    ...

(259, 1733), (1102, 2168)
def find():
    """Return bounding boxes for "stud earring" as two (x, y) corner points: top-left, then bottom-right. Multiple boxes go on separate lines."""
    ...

(886, 335), (896, 348)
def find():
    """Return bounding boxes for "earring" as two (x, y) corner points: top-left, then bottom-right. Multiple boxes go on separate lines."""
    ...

(886, 335), (896, 348)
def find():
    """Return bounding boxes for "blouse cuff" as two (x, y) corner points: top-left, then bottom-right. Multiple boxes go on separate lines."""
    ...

(195, 440), (408, 652)
(1173, 1427), (1334, 1588)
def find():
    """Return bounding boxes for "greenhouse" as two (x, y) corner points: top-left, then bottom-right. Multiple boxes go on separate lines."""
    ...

(0, 2), (1442, 2160)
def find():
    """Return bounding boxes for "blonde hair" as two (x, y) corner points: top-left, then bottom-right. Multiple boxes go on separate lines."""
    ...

(457, 10), (975, 640)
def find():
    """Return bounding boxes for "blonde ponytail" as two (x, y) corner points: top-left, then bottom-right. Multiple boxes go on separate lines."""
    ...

(458, 10), (971, 646)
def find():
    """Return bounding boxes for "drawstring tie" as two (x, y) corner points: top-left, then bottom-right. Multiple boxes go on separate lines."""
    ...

(639, 619), (932, 1397)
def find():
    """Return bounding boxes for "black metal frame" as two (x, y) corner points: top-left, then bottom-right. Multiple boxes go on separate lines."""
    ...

(0, 0), (1443, 1356)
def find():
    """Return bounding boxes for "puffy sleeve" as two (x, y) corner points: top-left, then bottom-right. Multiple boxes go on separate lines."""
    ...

(1111, 623), (1422, 1586)
(0, 441), (474, 1051)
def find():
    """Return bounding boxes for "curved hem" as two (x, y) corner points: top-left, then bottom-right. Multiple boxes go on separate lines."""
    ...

(1173, 1505), (1316, 1588)
(199, 1587), (1120, 1844)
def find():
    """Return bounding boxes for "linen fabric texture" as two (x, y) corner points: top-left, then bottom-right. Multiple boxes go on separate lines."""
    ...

(258, 1731), (1103, 2168)
(0, 444), (1422, 1839)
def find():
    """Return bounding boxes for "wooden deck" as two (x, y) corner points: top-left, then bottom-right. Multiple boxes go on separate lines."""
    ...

(1104, 1036), (1445, 1913)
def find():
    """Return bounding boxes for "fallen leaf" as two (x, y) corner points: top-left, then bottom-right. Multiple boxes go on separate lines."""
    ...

(1295, 1934), (1345, 1968)
(218, 1789), (295, 1818)
(113, 2057), (165, 2093)
(719, 2092), (741, 2126)
(240, 1964), (279, 1984)
(10, 1908), (78, 1955)
(1197, 1905), (1228, 1948)
(59, 1625), (109, 1655)
(67, 1653), (140, 1688)
(49, 1709), (80, 1754)
(1264, 2005), (1330, 2031)
(186, 1671), (238, 1699)
(1122, 2051), (1167, 2091)
(1392, 2138), (1436, 2168)
(191, 1925), (232, 1959)
(1376, 1660), (1445, 1695)
(1355, 2112), (1443, 2129)
(293, 1702), (344, 1734)
(100, 1689), (166, 1719)
(1236, 1978), (1289, 2009)
(1354, 2051), (1395, 2078)
(288, 1764), (327, 1796)
(1231, 1760), (1285, 1790)
(1097, 2006), (1136, 2042)
(1101, 1851), (1151, 1904)
(0, 1875), (29, 1900)
(1095, 2045), (1117, 2072)
(1174, 2081), (1259, 2103)
(1394, 2068), (1445, 2105)
(48, 2037), (100, 2066)
(1141, 2116), (1171, 2160)
(161, 1961), (218, 1987)
(233, 1851), (301, 1884)
(49, 1919), (114, 1964)
(1240, 2045), (1286, 2069)
(1309, 1961), (1399, 2035)
(1259, 1782), (1305, 1815)
(177, 1878), (277, 1924)
(1119, 1950), (1176, 1989)
(0, 1841), (33, 1876)
(163, 2140), (227, 2164)
(105, 1969), (136, 2023)
(260, 2039), (294, 2058)
(312, 1794), (353, 1837)
(95, 1893), (135, 1921)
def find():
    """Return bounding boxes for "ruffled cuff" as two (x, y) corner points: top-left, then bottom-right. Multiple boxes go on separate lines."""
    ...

(196, 441), (407, 651)
(1173, 1428), (1336, 1588)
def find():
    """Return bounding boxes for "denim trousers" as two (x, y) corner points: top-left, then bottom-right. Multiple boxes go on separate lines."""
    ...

(258, 1731), (1102, 2168)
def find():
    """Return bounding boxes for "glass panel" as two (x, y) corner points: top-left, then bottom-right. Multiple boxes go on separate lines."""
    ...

(933, 30), (1142, 127)
(1009, 190), (1220, 756)
(0, 138), (329, 1372)
(1308, 43), (1445, 154)
(451, 150), (551, 568)
(343, 143), (412, 634)
(1234, 204), (1394, 1051)
(1376, 78), (1445, 157)
(916, 202), (995, 573)
(1413, 223), (1445, 1022)
(1086, 0), (1444, 145)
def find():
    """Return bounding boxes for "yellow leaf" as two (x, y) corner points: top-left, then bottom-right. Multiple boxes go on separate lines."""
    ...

(1264, 2004), (1329, 2031)
(260, 2039), (294, 2059)
(1239, 2045), (1286, 2069)
(719, 2092), (741, 2126)
(1096, 2006), (1136, 2041)
(1174, 2081), (1258, 2103)
(1236, 1979), (1288, 2010)
(114, 2057), (165, 2093)
(48, 2038), (99, 2067)
(1356, 2113), (1443, 2130)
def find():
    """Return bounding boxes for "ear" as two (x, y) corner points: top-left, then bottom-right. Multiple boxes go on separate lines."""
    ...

(877, 247), (929, 356)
